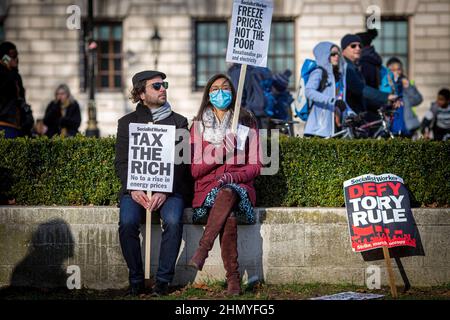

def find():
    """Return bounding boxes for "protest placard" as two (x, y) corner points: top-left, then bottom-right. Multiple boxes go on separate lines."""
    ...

(226, 0), (274, 67)
(127, 123), (176, 193)
(343, 173), (417, 253)
(343, 173), (418, 298)
(226, 0), (274, 132)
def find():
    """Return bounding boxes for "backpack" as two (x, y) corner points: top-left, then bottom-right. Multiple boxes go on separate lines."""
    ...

(293, 59), (328, 121)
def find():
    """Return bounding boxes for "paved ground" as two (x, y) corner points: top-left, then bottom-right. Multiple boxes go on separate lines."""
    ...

(1, 282), (449, 300)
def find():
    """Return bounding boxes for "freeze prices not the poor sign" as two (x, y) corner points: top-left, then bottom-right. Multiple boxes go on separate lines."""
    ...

(226, 0), (274, 67)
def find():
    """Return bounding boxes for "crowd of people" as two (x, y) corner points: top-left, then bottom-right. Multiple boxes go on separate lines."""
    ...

(299, 30), (449, 140)
(1, 34), (449, 141)
(0, 41), (81, 139)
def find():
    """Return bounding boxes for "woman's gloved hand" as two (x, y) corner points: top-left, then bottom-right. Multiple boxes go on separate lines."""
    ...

(218, 172), (234, 187)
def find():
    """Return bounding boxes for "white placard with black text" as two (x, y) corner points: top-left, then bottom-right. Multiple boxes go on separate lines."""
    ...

(127, 123), (175, 193)
(226, 0), (274, 67)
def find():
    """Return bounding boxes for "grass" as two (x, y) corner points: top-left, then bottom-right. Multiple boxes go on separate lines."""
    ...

(1, 281), (449, 300)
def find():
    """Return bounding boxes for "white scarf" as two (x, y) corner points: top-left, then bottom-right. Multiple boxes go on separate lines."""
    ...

(200, 107), (233, 145)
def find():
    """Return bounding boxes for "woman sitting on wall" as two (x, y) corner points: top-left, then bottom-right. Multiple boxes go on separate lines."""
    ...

(188, 73), (262, 295)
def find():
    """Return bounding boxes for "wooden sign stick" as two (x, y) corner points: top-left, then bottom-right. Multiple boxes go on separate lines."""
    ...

(231, 64), (248, 133)
(144, 191), (152, 288)
(382, 246), (398, 298)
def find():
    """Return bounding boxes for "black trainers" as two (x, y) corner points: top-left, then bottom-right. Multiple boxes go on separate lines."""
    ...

(151, 281), (169, 297)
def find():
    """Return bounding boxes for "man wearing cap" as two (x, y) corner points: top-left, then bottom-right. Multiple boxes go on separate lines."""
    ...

(341, 34), (396, 118)
(115, 70), (191, 296)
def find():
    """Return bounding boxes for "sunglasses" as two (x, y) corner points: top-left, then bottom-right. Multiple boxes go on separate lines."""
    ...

(148, 81), (169, 91)
(350, 43), (362, 49)
(330, 52), (341, 57)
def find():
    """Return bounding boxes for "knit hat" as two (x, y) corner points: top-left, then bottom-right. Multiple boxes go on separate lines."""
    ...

(340, 34), (362, 50)
(272, 69), (292, 91)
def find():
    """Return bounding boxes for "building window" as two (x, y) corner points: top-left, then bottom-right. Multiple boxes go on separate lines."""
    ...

(193, 19), (296, 90)
(194, 20), (228, 89)
(372, 18), (409, 72)
(94, 23), (123, 91)
(80, 21), (123, 92)
(268, 19), (295, 87)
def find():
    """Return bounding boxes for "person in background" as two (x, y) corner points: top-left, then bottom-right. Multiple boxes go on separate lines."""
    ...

(228, 63), (272, 129)
(271, 69), (294, 122)
(380, 57), (423, 138)
(0, 41), (33, 138)
(421, 88), (450, 141)
(356, 28), (382, 90)
(304, 42), (351, 137)
(340, 34), (397, 125)
(43, 84), (81, 137)
(188, 73), (262, 295)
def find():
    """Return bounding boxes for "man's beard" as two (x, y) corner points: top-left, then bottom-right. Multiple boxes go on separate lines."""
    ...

(144, 95), (166, 107)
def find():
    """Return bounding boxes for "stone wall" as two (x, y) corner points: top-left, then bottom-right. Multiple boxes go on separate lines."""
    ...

(0, 206), (448, 289)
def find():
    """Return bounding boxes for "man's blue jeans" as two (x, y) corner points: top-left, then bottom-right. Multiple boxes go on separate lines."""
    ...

(119, 193), (184, 285)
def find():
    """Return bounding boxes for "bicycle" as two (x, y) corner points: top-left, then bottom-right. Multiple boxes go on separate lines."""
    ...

(326, 113), (368, 139)
(359, 106), (395, 139)
(269, 118), (300, 137)
(327, 106), (395, 140)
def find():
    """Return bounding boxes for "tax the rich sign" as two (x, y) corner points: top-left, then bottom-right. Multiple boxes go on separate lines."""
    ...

(127, 123), (175, 193)
(343, 174), (417, 253)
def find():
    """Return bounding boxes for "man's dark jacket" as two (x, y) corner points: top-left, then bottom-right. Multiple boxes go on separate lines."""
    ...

(114, 103), (193, 204)
(345, 57), (390, 118)
(359, 46), (383, 89)
(43, 100), (82, 137)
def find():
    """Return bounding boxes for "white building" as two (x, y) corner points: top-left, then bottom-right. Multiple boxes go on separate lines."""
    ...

(1, 0), (449, 136)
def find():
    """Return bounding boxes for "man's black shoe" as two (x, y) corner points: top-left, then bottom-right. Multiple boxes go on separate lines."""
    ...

(151, 281), (169, 297)
(124, 282), (145, 297)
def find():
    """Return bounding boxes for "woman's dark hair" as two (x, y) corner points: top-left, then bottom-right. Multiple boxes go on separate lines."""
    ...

(387, 57), (402, 67)
(438, 88), (450, 101)
(194, 73), (256, 128)
(129, 80), (147, 103)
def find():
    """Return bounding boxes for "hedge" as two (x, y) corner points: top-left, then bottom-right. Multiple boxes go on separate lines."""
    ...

(0, 135), (449, 207)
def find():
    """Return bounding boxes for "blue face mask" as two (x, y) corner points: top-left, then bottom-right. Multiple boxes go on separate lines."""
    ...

(209, 89), (232, 110)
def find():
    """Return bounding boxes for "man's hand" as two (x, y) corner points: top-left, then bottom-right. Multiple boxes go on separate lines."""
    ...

(401, 78), (410, 88)
(392, 99), (402, 109)
(387, 94), (398, 102)
(131, 190), (151, 209)
(148, 192), (168, 211)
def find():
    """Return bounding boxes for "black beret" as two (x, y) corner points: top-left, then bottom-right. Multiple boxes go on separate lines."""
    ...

(132, 70), (166, 87)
